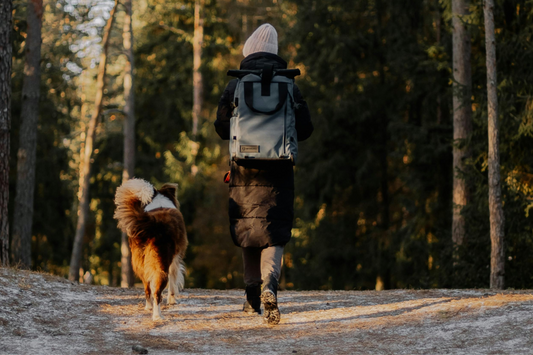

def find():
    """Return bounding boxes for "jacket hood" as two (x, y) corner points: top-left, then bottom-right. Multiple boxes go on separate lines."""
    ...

(240, 52), (287, 70)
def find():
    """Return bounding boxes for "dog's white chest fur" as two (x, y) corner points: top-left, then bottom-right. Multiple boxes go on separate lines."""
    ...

(144, 194), (176, 212)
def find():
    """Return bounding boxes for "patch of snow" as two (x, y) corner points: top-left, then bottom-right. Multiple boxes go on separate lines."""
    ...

(2, 268), (533, 354)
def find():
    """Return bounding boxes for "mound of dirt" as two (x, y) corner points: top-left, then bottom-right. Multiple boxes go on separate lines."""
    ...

(1, 267), (532, 354)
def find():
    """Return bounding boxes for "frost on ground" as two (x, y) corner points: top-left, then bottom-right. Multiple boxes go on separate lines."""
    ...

(1, 268), (533, 355)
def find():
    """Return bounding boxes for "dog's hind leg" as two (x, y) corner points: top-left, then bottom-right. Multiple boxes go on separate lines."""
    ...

(144, 282), (152, 311)
(151, 274), (168, 321)
(167, 256), (185, 305)
(168, 259), (177, 305)
(177, 257), (186, 291)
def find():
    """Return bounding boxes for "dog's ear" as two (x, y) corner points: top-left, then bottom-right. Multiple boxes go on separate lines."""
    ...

(159, 183), (178, 197)
(158, 183), (179, 206)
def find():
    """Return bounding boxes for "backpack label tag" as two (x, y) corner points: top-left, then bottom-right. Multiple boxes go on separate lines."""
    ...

(240, 145), (260, 153)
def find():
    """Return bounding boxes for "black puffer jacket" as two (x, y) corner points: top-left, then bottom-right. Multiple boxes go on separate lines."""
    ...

(215, 52), (313, 248)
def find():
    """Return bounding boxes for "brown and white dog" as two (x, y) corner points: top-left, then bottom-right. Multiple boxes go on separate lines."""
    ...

(114, 178), (188, 321)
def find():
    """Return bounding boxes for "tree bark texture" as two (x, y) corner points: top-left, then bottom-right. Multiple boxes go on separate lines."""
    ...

(484, 0), (505, 290)
(435, 0), (442, 124)
(451, 0), (473, 247)
(0, 0), (12, 267)
(192, 0), (203, 140)
(11, 0), (43, 269)
(121, 0), (135, 288)
(69, 1), (117, 281)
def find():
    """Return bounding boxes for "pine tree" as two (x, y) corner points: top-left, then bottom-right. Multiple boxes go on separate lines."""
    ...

(0, 0), (12, 267)
(483, 0), (504, 290)
(192, 0), (203, 141)
(451, 0), (473, 249)
(121, 0), (135, 288)
(69, 0), (118, 282)
(11, 0), (44, 269)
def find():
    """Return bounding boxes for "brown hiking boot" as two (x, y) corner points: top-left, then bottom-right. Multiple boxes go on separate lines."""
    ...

(261, 290), (280, 325)
(261, 278), (280, 325)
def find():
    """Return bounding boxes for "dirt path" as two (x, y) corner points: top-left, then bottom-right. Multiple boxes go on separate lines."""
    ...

(1, 268), (533, 354)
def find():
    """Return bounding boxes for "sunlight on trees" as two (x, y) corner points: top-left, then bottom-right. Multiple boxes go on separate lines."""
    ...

(3, 0), (533, 291)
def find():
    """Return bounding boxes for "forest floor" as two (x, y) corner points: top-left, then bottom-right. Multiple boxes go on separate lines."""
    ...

(1, 268), (533, 355)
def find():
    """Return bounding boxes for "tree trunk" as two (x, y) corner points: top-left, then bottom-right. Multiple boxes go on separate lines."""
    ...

(68, 1), (118, 281)
(484, 0), (505, 290)
(11, 0), (43, 269)
(121, 0), (135, 288)
(192, 0), (203, 140)
(0, 0), (13, 267)
(435, 0), (442, 125)
(376, 112), (390, 290)
(374, 3), (390, 290)
(451, 0), (472, 248)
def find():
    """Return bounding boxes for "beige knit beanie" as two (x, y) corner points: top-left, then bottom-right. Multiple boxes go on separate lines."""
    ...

(243, 23), (278, 57)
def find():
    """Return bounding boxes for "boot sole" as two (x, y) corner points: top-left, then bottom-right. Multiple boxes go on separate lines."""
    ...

(261, 291), (280, 325)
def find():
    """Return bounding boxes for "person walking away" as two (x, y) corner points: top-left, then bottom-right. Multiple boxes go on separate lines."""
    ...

(215, 23), (313, 325)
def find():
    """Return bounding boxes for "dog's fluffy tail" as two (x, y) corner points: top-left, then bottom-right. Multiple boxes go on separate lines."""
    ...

(114, 178), (154, 235)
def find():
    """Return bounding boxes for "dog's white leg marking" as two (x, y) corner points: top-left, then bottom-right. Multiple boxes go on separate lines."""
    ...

(168, 262), (177, 305)
(145, 297), (153, 311)
(151, 280), (164, 321)
(144, 281), (153, 311)
(167, 287), (176, 305)
(167, 256), (181, 305)
(152, 299), (163, 321)
(177, 258), (186, 292)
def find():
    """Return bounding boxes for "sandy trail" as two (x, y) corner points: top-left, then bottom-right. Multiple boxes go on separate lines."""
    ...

(1, 268), (532, 354)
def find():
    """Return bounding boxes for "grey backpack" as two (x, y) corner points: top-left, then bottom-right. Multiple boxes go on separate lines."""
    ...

(228, 65), (300, 164)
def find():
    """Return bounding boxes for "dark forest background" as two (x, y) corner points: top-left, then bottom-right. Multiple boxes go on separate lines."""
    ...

(6, 0), (533, 290)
